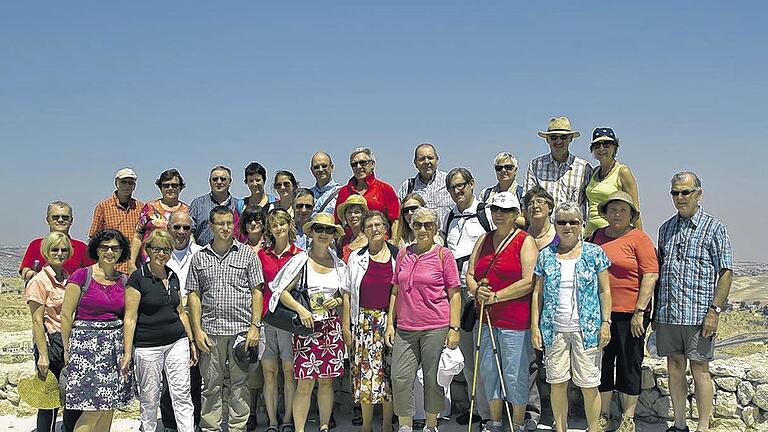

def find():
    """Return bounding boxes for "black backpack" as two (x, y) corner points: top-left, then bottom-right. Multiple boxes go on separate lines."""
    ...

(443, 202), (492, 239)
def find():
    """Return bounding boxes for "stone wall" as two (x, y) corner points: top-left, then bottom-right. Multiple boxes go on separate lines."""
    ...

(638, 353), (768, 431)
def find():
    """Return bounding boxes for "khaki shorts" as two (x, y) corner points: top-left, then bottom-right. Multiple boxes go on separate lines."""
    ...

(544, 331), (602, 388)
(262, 323), (294, 361)
(655, 323), (715, 363)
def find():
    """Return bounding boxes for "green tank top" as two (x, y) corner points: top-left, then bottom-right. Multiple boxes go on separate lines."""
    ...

(584, 162), (624, 237)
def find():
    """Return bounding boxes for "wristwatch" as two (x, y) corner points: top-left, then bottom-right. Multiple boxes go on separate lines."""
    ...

(709, 304), (722, 314)
(602, 318), (612, 324)
(634, 308), (646, 314)
(251, 321), (264, 329)
(449, 326), (461, 332)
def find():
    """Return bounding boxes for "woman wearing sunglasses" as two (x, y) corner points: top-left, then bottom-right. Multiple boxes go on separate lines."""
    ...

(384, 206), (461, 432)
(129, 169), (189, 272)
(123, 229), (197, 432)
(466, 192), (539, 432)
(480, 152), (526, 228)
(336, 194), (370, 262)
(60, 229), (133, 432)
(268, 212), (350, 432)
(584, 128), (643, 237)
(239, 204), (267, 249)
(530, 202), (612, 432)
(270, 170), (299, 214)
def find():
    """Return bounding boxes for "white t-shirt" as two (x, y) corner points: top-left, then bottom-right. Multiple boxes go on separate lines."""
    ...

(554, 257), (580, 332)
(444, 197), (495, 285)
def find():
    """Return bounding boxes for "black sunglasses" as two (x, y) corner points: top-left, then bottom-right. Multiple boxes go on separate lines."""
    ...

(670, 189), (698, 196)
(172, 224), (192, 231)
(312, 163), (330, 170)
(211, 176), (230, 182)
(311, 225), (337, 234)
(494, 164), (516, 172)
(555, 220), (581, 226)
(490, 205), (517, 213)
(350, 160), (372, 168)
(295, 203), (314, 210)
(401, 205), (419, 215)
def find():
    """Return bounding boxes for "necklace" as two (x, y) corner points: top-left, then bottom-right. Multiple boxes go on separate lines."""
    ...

(597, 160), (617, 181)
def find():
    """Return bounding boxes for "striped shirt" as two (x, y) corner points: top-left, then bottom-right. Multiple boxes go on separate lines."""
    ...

(655, 207), (733, 326)
(397, 170), (453, 229)
(186, 240), (264, 335)
(189, 192), (238, 246)
(524, 153), (592, 215)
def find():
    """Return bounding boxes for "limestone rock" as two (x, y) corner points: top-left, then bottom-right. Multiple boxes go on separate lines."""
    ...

(716, 377), (740, 392)
(652, 362), (669, 376)
(747, 365), (768, 384)
(7, 370), (23, 386)
(642, 367), (656, 389)
(657, 377), (670, 395)
(738, 381), (754, 406)
(710, 417), (746, 431)
(753, 384), (768, 410)
(690, 396), (699, 420)
(742, 405), (760, 427)
(640, 388), (662, 409)
(715, 390), (740, 418)
(0, 371), (7, 387)
(6, 387), (19, 405)
(652, 395), (674, 420)
(711, 360), (747, 379)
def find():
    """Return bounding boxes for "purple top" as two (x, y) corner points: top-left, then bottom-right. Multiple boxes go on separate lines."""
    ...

(69, 267), (126, 321)
(359, 259), (393, 310)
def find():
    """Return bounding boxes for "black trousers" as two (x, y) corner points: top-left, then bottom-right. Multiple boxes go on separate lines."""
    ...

(33, 332), (82, 432)
(160, 364), (202, 429)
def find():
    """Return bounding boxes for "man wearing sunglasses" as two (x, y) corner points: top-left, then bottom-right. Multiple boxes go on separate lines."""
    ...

(88, 167), (144, 273)
(159, 210), (204, 431)
(525, 117), (592, 217)
(20, 200), (93, 283)
(655, 171), (733, 432)
(190, 165), (240, 247)
(397, 143), (453, 227)
(293, 188), (317, 250)
(309, 151), (342, 217)
(334, 147), (400, 228)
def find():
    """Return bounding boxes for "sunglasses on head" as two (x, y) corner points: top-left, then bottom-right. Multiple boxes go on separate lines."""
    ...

(172, 224), (192, 231)
(494, 164), (516, 172)
(311, 225), (337, 234)
(555, 220), (581, 226)
(490, 205), (517, 213)
(670, 189), (698, 196)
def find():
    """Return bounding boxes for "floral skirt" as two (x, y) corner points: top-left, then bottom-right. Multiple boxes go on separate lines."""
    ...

(351, 308), (392, 404)
(66, 319), (133, 410)
(293, 311), (345, 380)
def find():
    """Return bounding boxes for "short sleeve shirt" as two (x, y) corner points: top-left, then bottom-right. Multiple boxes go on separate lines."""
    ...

(392, 245), (461, 331)
(257, 245), (302, 317)
(25, 266), (68, 334)
(69, 267), (127, 321)
(590, 228), (659, 313)
(127, 264), (186, 347)
(20, 237), (93, 275)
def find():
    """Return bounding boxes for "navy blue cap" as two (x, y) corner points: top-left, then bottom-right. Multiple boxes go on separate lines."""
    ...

(591, 127), (617, 144)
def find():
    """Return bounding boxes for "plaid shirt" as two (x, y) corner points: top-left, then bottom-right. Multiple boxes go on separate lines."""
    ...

(186, 240), (264, 335)
(88, 193), (143, 273)
(397, 170), (453, 229)
(189, 192), (238, 246)
(524, 153), (592, 215)
(655, 206), (733, 326)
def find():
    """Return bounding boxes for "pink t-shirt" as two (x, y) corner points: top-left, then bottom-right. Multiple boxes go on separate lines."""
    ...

(392, 245), (461, 331)
(24, 266), (68, 333)
(69, 267), (126, 321)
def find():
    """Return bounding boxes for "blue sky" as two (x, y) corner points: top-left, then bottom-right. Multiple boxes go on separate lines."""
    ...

(1, 2), (766, 261)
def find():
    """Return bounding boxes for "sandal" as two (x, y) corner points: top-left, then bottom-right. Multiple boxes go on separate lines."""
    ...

(280, 424), (295, 432)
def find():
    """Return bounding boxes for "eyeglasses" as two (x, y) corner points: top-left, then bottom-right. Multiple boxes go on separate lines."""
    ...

(295, 203), (313, 210)
(49, 214), (71, 221)
(172, 224), (192, 231)
(412, 221), (436, 231)
(364, 222), (386, 232)
(211, 176), (230, 183)
(670, 189), (699, 196)
(311, 225), (337, 234)
(312, 163), (329, 170)
(449, 181), (469, 192)
(490, 205), (517, 213)
(350, 160), (372, 168)
(148, 246), (172, 254)
(161, 183), (181, 189)
(590, 142), (615, 150)
(275, 181), (293, 189)
(548, 134), (571, 141)
(494, 164), (516, 172)
(50, 248), (70, 254)
(401, 205), (419, 215)
(97, 245), (123, 253)
(526, 198), (550, 209)
(555, 220), (581, 226)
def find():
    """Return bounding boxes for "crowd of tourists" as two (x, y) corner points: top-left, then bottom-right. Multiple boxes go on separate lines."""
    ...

(20, 116), (732, 432)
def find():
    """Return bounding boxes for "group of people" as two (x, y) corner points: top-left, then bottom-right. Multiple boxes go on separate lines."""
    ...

(20, 116), (732, 432)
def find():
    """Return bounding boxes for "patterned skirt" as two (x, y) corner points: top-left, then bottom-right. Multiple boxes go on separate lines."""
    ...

(351, 308), (392, 404)
(65, 319), (133, 410)
(293, 311), (345, 380)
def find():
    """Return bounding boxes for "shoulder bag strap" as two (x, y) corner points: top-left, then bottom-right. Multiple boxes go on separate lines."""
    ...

(318, 187), (341, 214)
(476, 230), (518, 280)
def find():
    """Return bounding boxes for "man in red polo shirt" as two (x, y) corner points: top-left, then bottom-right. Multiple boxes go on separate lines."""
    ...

(19, 200), (94, 283)
(334, 147), (400, 228)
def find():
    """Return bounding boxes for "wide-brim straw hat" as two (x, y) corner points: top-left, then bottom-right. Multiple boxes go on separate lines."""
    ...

(303, 212), (345, 238)
(18, 370), (62, 409)
(335, 194), (369, 222)
(537, 116), (581, 139)
(598, 191), (640, 223)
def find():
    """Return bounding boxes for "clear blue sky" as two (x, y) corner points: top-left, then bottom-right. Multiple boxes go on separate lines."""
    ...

(1, 2), (766, 261)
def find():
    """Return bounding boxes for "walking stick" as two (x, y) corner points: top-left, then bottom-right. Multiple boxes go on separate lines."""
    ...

(485, 311), (514, 429)
(467, 300), (486, 432)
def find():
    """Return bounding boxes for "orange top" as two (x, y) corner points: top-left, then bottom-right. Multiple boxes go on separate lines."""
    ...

(24, 266), (69, 333)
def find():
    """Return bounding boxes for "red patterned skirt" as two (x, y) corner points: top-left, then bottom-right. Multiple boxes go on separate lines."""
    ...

(293, 311), (345, 380)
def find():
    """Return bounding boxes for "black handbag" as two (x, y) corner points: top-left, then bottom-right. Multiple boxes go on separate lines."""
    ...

(263, 263), (314, 336)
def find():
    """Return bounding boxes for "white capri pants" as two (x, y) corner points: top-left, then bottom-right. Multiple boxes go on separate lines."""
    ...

(134, 337), (194, 432)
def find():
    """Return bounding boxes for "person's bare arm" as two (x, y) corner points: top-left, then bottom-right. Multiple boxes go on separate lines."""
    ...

(29, 302), (49, 377)
(618, 165), (643, 231)
(247, 284), (263, 349)
(491, 236), (539, 302)
(530, 276), (544, 351)
(128, 232), (144, 274)
(187, 291), (212, 353)
(177, 295), (198, 366)
(120, 286), (141, 371)
(630, 272), (658, 337)
(702, 268), (733, 338)
(384, 284), (399, 348)
(445, 286), (461, 348)
(60, 283), (82, 364)
(598, 269), (612, 348)
(465, 233), (487, 297)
